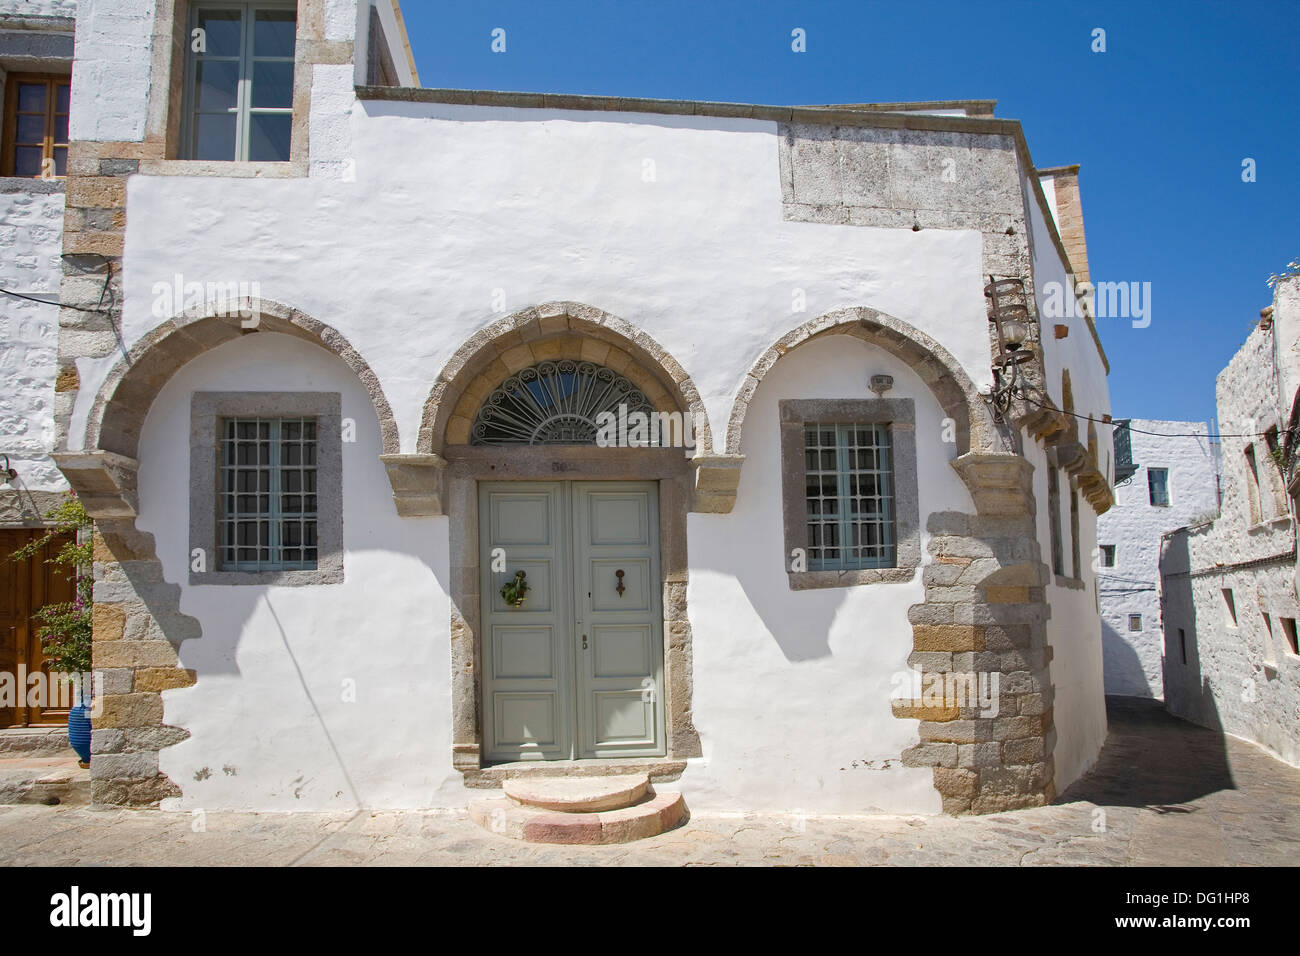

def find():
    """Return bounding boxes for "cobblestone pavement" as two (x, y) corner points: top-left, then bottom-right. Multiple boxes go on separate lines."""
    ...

(1, 699), (1296, 866)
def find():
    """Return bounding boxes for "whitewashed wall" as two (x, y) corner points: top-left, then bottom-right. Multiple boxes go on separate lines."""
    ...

(0, 189), (67, 495)
(1097, 421), (1217, 698)
(140, 333), (458, 810)
(1163, 303), (1300, 768)
(71, 101), (994, 455)
(682, 335), (968, 814)
(67, 0), (153, 143)
(0, 0), (76, 16)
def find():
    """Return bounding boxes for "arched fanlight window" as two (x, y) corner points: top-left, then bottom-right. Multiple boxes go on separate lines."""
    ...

(470, 359), (655, 445)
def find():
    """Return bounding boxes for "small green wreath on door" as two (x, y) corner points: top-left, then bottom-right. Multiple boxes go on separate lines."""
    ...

(501, 570), (529, 607)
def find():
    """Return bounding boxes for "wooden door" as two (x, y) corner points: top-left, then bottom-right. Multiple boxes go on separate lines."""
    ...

(572, 482), (665, 758)
(479, 481), (665, 762)
(480, 483), (574, 761)
(0, 529), (76, 728)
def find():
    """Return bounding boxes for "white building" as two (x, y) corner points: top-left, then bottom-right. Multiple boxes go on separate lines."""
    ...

(1096, 420), (1218, 698)
(1162, 277), (1300, 767)
(14, 0), (1119, 826)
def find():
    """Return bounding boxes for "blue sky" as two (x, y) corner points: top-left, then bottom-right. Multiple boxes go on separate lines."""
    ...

(397, 0), (1299, 427)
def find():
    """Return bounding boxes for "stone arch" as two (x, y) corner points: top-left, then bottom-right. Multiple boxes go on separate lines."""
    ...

(86, 299), (400, 459)
(726, 307), (996, 456)
(417, 302), (714, 455)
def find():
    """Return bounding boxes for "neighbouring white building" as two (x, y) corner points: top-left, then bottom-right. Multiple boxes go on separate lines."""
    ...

(1096, 419), (1218, 698)
(9, 0), (1120, 826)
(1162, 276), (1300, 768)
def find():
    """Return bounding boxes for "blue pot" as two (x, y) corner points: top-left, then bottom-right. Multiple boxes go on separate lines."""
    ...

(68, 699), (92, 763)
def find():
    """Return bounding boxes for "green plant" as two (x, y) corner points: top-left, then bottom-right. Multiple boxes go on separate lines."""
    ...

(500, 570), (529, 607)
(7, 493), (92, 676)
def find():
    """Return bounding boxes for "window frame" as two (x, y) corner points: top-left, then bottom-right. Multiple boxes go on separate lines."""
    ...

(1128, 613), (1142, 632)
(1, 73), (71, 178)
(190, 391), (343, 586)
(778, 398), (919, 590)
(1099, 544), (1116, 568)
(181, 0), (299, 163)
(218, 416), (320, 572)
(1147, 466), (1170, 507)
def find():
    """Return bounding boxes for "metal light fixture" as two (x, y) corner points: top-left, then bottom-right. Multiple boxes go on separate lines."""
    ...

(985, 276), (1034, 421)
(0, 455), (16, 488)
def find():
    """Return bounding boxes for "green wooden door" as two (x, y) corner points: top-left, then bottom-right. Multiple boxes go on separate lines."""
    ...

(572, 482), (665, 758)
(479, 481), (665, 762)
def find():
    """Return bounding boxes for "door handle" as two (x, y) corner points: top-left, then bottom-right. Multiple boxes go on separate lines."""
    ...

(615, 569), (625, 597)
(581, 634), (588, 650)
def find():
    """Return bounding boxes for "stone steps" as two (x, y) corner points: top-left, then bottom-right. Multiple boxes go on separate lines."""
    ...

(0, 755), (90, 806)
(469, 772), (687, 844)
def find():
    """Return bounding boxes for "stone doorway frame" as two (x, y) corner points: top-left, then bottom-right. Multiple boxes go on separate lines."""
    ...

(446, 446), (699, 781)
(411, 303), (724, 782)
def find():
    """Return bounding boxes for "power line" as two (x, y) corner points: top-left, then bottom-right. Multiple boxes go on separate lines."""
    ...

(1013, 388), (1275, 440)
(0, 287), (110, 315)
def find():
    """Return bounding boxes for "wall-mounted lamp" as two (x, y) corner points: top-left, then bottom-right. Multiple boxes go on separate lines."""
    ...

(0, 455), (16, 488)
(984, 276), (1034, 421)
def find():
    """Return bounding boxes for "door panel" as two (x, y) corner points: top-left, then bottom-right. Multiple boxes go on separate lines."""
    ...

(573, 482), (665, 758)
(480, 484), (571, 761)
(0, 529), (75, 728)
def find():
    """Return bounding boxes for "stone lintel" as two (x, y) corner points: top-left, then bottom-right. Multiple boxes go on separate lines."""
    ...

(51, 451), (139, 518)
(381, 453), (447, 517)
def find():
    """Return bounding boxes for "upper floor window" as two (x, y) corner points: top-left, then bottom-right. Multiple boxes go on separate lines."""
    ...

(1099, 544), (1116, 568)
(2, 74), (69, 178)
(184, 2), (297, 162)
(1147, 467), (1169, 507)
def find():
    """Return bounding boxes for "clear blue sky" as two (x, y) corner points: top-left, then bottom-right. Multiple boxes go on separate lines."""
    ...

(397, 0), (1299, 428)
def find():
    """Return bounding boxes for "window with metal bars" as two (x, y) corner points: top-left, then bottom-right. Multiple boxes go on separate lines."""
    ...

(219, 417), (317, 571)
(184, 1), (297, 162)
(803, 423), (896, 570)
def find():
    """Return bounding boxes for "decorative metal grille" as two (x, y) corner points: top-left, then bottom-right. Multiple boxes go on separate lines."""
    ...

(1113, 418), (1138, 483)
(804, 423), (896, 570)
(219, 417), (318, 570)
(470, 359), (655, 445)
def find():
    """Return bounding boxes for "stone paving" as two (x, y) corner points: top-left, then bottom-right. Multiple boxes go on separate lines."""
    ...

(0, 698), (1296, 866)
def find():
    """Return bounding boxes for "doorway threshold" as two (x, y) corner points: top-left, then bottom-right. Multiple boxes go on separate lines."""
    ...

(463, 757), (686, 790)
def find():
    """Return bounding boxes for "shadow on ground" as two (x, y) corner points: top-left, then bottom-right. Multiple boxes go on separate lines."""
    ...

(1058, 695), (1234, 810)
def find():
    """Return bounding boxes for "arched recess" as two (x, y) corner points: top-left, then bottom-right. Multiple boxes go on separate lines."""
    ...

(86, 299), (400, 460)
(417, 301), (713, 455)
(56, 300), (400, 809)
(725, 306), (997, 457)
(424, 303), (714, 775)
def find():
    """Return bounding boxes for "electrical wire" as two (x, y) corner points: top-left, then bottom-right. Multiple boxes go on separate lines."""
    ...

(1012, 387), (1278, 440)
(0, 286), (110, 315)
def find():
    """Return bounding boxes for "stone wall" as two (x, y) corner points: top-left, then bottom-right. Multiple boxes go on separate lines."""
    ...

(0, 182), (68, 523)
(1162, 281), (1300, 767)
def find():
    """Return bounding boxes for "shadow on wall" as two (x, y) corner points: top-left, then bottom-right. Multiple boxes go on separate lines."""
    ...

(1100, 616), (1155, 698)
(1160, 531), (1227, 735)
(1056, 530), (1236, 809)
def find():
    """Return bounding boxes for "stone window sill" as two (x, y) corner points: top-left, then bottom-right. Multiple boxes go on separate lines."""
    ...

(139, 159), (305, 179)
(1054, 574), (1086, 590)
(787, 567), (917, 590)
(190, 569), (343, 587)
